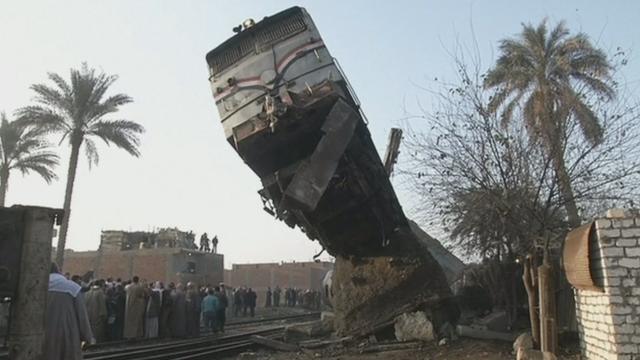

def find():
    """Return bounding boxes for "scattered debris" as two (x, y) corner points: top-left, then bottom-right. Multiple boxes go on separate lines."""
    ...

(513, 333), (534, 354)
(298, 336), (353, 349)
(359, 341), (423, 354)
(250, 335), (299, 352)
(476, 310), (510, 331)
(284, 320), (332, 343)
(457, 324), (517, 342)
(393, 311), (435, 342)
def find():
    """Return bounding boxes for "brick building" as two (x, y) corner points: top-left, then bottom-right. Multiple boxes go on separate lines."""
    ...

(566, 209), (640, 359)
(224, 261), (333, 301)
(64, 248), (224, 286)
(63, 229), (223, 286)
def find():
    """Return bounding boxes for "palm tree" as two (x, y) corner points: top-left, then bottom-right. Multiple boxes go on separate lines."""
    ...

(484, 20), (615, 228)
(0, 113), (59, 206)
(17, 63), (144, 268)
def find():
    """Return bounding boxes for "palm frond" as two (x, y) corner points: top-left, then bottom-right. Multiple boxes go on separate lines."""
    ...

(546, 21), (569, 55)
(15, 105), (70, 134)
(13, 160), (59, 183)
(48, 72), (73, 97)
(30, 83), (73, 116)
(0, 114), (59, 184)
(88, 119), (145, 157)
(87, 93), (133, 123)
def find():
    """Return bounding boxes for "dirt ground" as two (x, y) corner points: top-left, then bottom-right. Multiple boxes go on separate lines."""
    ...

(232, 337), (582, 360)
(233, 338), (515, 360)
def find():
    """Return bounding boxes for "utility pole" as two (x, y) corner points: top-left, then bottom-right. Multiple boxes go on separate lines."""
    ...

(383, 128), (403, 176)
(3, 206), (63, 360)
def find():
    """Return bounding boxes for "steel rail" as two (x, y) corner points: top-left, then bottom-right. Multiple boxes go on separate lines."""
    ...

(85, 327), (283, 360)
(84, 311), (318, 352)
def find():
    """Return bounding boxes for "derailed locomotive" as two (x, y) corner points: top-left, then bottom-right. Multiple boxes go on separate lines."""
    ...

(205, 6), (411, 257)
(206, 7), (452, 335)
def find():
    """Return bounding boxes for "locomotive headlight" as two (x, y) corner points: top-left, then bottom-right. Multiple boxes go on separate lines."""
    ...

(243, 18), (255, 30)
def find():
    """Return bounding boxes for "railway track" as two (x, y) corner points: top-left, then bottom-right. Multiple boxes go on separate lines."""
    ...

(0, 311), (318, 360)
(85, 311), (319, 351)
(85, 327), (284, 360)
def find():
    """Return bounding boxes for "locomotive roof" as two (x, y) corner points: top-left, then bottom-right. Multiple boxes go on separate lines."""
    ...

(205, 6), (305, 68)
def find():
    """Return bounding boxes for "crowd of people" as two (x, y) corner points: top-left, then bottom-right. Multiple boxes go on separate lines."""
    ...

(45, 264), (229, 360)
(262, 286), (322, 309)
(44, 263), (324, 360)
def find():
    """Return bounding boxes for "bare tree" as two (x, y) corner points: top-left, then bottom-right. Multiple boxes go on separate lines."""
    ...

(399, 46), (640, 260)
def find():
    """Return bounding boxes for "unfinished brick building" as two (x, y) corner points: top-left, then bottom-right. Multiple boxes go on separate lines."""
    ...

(63, 228), (223, 286)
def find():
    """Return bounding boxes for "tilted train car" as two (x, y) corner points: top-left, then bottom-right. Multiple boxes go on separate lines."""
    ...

(205, 7), (413, 257)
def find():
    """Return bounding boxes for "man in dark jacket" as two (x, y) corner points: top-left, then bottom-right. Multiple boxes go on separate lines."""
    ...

(215, 284), (228, 332)
(247, 288), (257, 317)
(265, 287), (272, 307)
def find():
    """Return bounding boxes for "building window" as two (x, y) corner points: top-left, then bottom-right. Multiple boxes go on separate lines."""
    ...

(187, 261), (196, 274)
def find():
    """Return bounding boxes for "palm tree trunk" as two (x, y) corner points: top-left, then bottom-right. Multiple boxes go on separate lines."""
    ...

(0, 167), (9, 207)
(550, 153), (581, 228)
(55, 136), (82, 269)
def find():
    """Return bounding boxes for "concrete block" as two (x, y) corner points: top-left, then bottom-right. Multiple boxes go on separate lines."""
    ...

(615, 323), (636, 334)
(605, 277), (621, 286)
(600, 237), (615, 247)
(609, 295), (624, 304)
(617, 239), (638, 247)
(393, 311), (435, 342)
(612, 315), (626, 325)
(595, 219), (612, 229)
(619, 258), (640, 268)
(622, 219), (636, 228)
(626, 315), (639, 323)
(621, 228), (640, 238)
(597, 228), (621, 239)
(611, 306), (632, 315)
(606, 208), (627, 218)
(607, 267), (629, 277)
(619, 344), (638, 353)
(625, 248), (640, 257)
(602, 247), (624, 257)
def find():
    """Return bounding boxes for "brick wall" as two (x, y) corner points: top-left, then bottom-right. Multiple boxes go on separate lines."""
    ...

(64, 248), (223, 287)
(224, 261), (333, 303)
(574, 211), (640, 359)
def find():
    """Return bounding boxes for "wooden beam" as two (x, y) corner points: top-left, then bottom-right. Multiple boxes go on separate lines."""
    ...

(538, 250), (558, 354)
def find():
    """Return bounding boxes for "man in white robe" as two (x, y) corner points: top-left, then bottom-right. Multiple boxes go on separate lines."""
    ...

(45, 263), (94, 360)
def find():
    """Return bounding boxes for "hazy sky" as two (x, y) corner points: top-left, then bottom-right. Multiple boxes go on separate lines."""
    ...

(1, 1), (638, 268)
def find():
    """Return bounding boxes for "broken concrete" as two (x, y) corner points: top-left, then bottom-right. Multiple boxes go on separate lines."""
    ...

(393, 311), (435, 342)
(284, 320), (333, 343)
(332, 246), (451, 336)
(513, 333), (534, 354)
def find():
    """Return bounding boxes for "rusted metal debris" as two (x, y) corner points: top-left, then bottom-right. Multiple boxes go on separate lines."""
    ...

(383, 128), (403, 176)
